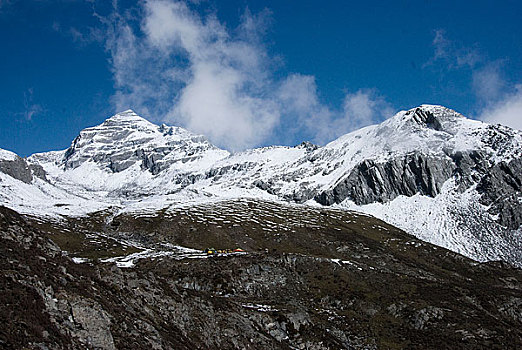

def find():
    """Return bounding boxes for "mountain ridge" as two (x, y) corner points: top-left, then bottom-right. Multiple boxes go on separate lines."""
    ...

(1, 104), (522, 267)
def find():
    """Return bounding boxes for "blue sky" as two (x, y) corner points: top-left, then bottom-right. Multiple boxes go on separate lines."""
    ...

(1, 0), (521, 156)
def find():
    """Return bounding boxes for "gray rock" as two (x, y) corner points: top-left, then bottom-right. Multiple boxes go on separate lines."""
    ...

(0, 156), (33, 183)
(296, 141), (319, 152)
(70, 298), (115, 350)
(315, 152), (456, 205)
(408, 107), (444, 131)
(450, 150), (489, 190)
(411, 306), (444, 330)
(477, 158), (522, 229)
(29, 163), (48, 181)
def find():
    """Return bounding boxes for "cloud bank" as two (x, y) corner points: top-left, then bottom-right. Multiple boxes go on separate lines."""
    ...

(427, 30), (522, 131)
(277, 75), (392, 144)
(95, 0), (392, 150)
(480, 86), (522, 130)
(23, 88), (43, 121)
(472, 62), (522, 131)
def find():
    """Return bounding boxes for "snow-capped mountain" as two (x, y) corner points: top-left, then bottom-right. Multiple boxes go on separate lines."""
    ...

(29, 109), (229, 197)
(1, 105), (521, 266)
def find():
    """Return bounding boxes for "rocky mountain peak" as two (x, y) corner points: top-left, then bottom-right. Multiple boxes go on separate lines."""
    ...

(38, 110), (229, 180)
(98, 110), (209, 142)
(21, 111), (230, 198)
(390, 104), (470, 136)
(3, 105), (522, 268)
(105, 109), (146, 122)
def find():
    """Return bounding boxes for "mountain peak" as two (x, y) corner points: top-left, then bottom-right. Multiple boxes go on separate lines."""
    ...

(51, 108), (229, 176)
(406, 104), (463, 120)
(105, 109), (150, 124)
(387, 104), (468, 134)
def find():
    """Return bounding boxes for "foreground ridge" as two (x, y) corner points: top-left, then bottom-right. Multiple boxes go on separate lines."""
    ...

(2, 202), (522, 349)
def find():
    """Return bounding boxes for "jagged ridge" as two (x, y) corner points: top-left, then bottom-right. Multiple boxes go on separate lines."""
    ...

(1, 105), (521, 266)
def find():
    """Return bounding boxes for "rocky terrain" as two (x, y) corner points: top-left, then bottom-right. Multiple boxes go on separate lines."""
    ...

(1, 105), (522, 348)
(1, 105), (521, 266)
(2, 201), (522, 349)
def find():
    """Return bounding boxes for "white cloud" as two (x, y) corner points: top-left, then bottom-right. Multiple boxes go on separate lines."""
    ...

(278, 76), (393, 144)
(473, 61), (522, 131)
(277, 74), (333, 143)
(315, 89), (395, 143)
(472, 62), (506, 103)
(480, 85), (522, 131)
(141, 1), (279, 150)
(98, 0), (281, 150)
(23, 88), (43, 120)
(95, 0), (394, 149)
(278, 74), (320, 115)
(343, 90), (393, 130)
(143, 0), (202, 52)
(174, 61), (280, 150)
(425, 29), (481, 70)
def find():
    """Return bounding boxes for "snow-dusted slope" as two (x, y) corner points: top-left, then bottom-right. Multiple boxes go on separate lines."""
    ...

(1, 105), (522, 266)
(1, 150), (108, 217)
(0, 149), (18, 161)
(199, 105), (520, 204)
(29, 110), (229, 199)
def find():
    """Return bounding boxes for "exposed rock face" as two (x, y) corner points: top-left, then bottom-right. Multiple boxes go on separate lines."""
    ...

(408, 107), (445, 131)
(61, 110), (228, 175)
(315, 152), (456, 205)
(449, 150), (489, 189)
(477, 158), (522, 229)
(0, 156), (33, 184)
(69, 298), (115, 349)
(315, 145), (522, 235)
(29, 163), (48, 181)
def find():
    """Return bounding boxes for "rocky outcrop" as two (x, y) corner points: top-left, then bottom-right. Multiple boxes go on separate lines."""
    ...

(69, 298), (115, 349)
(314, 147), (522, 233)
(60, 110), (228, 175)
(29, 163), (48, 181)
(408, 107), (444, 131)
(316, 152), (456, 205)
(0, 156), (34, 183)
(477, 158), (522, 229)
(449, 150), (489, 189)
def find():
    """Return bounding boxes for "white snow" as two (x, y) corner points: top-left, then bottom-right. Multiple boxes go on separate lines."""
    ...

(72, 257), (90, 264)
(336, 178), (519, 263)
(0, 148), (17, 161)
(1, 105), (521, 265)
(241, 303), (279, 312)
(98, 245), (246, 268)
